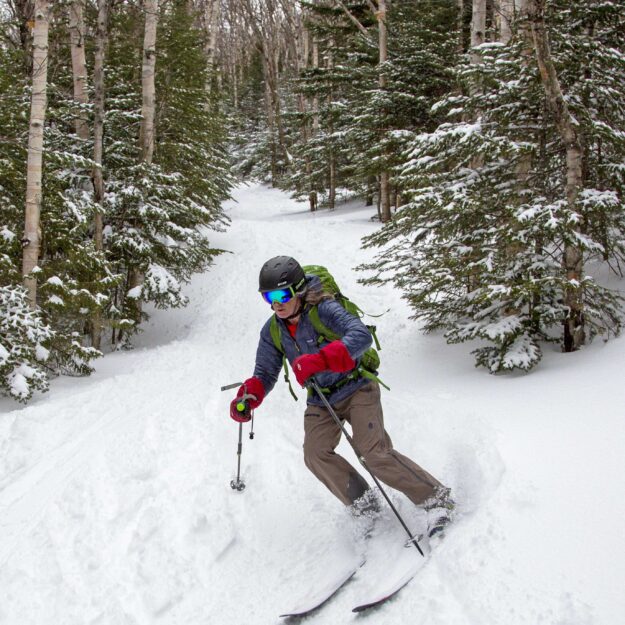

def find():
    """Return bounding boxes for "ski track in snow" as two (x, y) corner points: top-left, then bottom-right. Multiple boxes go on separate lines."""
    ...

(0, 183), (623, 625)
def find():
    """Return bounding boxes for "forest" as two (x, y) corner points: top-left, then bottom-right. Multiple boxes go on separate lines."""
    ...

(1, 0), (624, 402)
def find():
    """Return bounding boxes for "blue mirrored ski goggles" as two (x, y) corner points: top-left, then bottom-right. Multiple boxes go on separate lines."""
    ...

(261, 287), (295, 305)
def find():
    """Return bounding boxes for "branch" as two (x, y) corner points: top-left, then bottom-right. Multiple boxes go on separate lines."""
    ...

(365, 0), (378, 15)
(334, 0), (373, 41)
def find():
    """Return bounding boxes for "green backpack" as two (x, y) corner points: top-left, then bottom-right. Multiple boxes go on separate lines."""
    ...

(269, 264), (388, 400)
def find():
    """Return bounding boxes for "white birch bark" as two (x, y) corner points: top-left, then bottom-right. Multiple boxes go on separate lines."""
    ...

(22, 0), (49, 308)
(471, 0), (486, 63)
(203, 0), (221, 97)
(378, 0), (391, 223)
(69, 0), (89, 140)
(132, 0), (159, 318)
(498, 0), (515, 44)
(140, 0), (158, 164)
(528, 0), (585, 350)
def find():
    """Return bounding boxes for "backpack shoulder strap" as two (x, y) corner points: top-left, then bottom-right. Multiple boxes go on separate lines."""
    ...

(308, 304), (340, 342)
(269, 314), (284, 353)
(269, 314), (298, 401)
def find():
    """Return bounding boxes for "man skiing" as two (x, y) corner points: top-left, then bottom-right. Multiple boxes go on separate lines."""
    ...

(229, 255), (454, 537)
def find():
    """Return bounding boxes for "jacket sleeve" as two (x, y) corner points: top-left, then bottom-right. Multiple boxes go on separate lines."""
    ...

(252, 319), (284, 395)
(316, 299), (373, 360)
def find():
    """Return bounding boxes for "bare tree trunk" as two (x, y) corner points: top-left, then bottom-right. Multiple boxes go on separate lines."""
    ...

(327, 36), (336, 210)
(140, 0), (158, 164)
(366, 176), (375, 206)
(378, 0), (391, 223)
(91, 0), (109, 350)
(498, 0), (515, 44)
(262, 52), (278, 184)
(270, 45), (288, 169)
(299, 19), (316, 212)
(471, 0), (487, 63)
(528, 0), (585, 351)
(310, 29), (319, 211)
(311, 33), (320, 137)
(203, 0), (221, 98)
(69, 0), (89, 140)
(12, 0), (35, 72)
(22, 0), (49, 309)
(457, 0), (465, 53)
(131, 0), (159, 321)
(232, 63), (239, 107)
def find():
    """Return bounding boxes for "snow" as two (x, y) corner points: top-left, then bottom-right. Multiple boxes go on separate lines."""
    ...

(1, 227), (15, 242)
(1, 183), (624, 625)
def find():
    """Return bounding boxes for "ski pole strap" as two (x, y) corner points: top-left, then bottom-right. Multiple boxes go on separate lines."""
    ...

(282, 355), (299, 401)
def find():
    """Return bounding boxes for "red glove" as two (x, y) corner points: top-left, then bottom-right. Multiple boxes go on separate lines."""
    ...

(292, 341), (356, 386)
(229, 377), (265, 422)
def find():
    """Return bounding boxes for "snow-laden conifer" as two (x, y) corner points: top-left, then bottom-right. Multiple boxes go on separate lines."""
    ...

(362, 2), (625, 372)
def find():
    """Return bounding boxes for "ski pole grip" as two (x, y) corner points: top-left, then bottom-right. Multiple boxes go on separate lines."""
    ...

(221, 381), (244, 392)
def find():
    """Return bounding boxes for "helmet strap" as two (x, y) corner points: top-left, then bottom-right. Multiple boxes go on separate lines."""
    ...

(284, 296), (304, 322)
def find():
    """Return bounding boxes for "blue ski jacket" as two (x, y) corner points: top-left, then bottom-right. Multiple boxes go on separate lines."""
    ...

(253, 277), (373, 406)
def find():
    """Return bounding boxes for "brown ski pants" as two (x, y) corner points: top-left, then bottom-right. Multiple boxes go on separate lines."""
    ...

(303, 381), (443, 507)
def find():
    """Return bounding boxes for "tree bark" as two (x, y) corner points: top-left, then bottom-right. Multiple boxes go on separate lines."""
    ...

(378, 0), (391, 223)
(11, 0), (35, 72)
(498, 0), (515, 44)
(310, 29), (320, 211)
(203, 0), (221, 98)
(91, 0), (109, 350)
(69, 0), (89, 140)
(327, 36), (336, 210)
(22, 0), (49, 309)
(528, 0), (585, 351)
(140, 0), (158, 164)
(132, 0), (159, 321)
(471, 0), (487, 63)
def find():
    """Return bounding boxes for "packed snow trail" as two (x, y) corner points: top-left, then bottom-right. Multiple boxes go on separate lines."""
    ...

(1, 183), (624, 625)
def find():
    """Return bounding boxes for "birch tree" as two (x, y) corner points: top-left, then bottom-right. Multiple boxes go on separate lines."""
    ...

(140, 0), (159, 164)
(497, 0), (515, 44)
(68, 0), (89, 140)
(22, 0), (49, 308)
(128, 0), (159, 314)
(470, 0), (486, 63)
(528, 0), (585, 351)
(202, 0), (221, 97)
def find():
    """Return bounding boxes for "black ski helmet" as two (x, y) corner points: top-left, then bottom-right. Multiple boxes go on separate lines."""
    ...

(258, 256), (306, 293)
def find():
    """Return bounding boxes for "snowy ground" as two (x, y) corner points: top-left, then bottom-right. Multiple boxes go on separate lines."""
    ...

(1, 183), (624, 625)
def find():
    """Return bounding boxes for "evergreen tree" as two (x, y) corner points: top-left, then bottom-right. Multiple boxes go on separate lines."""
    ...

(281, 1), (457, 211)
(0, 47), (54, 401)
(361, 1), (625, 372)
(102, 1), (232, 341)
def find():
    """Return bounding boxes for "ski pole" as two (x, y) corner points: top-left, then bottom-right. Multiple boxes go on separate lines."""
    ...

(308, 378), (424, 557)
(231, 421), (246, 491)
(221, 381), (255, 492)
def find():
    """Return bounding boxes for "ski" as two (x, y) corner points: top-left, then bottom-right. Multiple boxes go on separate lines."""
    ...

(349, 521), (433, 613)
(351, 557), (424, 612)
(279, 557), (365, 618)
